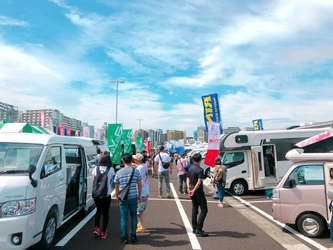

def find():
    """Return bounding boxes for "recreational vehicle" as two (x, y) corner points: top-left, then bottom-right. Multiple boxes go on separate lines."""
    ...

(0, 133), (101, 249)
(218, 128), (329, 196)
(272, 129), (333, 238)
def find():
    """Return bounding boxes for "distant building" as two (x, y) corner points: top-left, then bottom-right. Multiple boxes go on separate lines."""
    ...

(193, 130), (198, 141)
(159, 133), (167, 143)
(0, 101), (19, 122)
(133, 129), (148, 141)
(197, 126), (208, 143)
(21, 109), (82, 135)
(223, 127), (241, 134)
(166, 130), (186, 141)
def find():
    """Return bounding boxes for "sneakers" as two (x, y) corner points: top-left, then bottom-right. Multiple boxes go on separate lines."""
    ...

(218, 201), (224, 208)
(196, 230), (209, 237)
(157, 195), (163, 199)
(93, 226), (100, 236)
(131, 234), (137, 243)
(121, 237), (128, 244)
(136, 227), (146, 233)
(166, 193), (172, 199)
(101, 231), (107, 239)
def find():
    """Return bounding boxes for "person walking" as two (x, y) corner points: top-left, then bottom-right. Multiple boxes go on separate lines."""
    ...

(154, 145), (172, 198)
(92, 155), (115, 239)
(214, 157), (228, 208)
(177, 152), (188, 194)
(150, 149), (157, 178)
(132, 153), (149, 233)
(173, 152), (179, 165)
(114, 154), (142, 244)
(186, 153), (209, 237)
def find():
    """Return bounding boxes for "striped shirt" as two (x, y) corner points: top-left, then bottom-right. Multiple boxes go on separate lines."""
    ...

(114, 166), (142, 200)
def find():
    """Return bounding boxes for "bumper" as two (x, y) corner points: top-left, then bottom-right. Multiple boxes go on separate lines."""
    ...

(0, 213), (39, 250)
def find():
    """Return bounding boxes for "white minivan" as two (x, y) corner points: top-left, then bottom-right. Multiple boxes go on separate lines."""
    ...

(0, 133), (100, 249)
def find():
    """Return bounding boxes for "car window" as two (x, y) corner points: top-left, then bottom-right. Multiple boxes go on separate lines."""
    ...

(286, 165), (324, 186)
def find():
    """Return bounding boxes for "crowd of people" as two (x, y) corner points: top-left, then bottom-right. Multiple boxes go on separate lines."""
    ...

(91, 145), (227, 244)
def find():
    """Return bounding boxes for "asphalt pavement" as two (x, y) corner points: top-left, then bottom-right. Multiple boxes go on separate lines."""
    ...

(28, 164), (333, 250)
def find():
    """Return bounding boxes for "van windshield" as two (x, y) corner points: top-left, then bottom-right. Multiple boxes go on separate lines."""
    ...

(0, 142), (43, 175)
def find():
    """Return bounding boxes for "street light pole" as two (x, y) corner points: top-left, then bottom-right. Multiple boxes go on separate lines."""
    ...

(110, 80), (124, 124)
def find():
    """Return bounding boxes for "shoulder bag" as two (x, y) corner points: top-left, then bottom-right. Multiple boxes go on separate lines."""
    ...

(117, 167), (135, 201)
(159, 153), (170, 169)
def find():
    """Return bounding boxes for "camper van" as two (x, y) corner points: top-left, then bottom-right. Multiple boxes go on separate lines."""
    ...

(219, 128), (329, 196)
(0, 133), (101, 249)
(272, 129), (333, 238)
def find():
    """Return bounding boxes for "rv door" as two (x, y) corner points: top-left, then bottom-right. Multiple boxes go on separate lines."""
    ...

(251, 146), (265, 189)
(323, 162), (333, 223)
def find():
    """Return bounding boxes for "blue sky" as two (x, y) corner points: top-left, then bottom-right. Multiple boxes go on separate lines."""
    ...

(1, 0), (333, 136)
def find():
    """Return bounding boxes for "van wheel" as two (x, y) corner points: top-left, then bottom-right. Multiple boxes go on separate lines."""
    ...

(296, 214), (326, 238)
(230, 180), (247, 196)
(40, 209), (57, 249)
(205, 168), (210, 179)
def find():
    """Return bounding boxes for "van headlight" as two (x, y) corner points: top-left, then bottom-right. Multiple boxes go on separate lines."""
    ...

(1, 198), (36, 217)
(272, 189), (280, 199)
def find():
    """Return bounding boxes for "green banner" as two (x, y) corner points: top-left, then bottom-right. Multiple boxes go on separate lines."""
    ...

(136, 136), (143, 153)
(108, 124), (123, 164)
(122, 129), (133, 154)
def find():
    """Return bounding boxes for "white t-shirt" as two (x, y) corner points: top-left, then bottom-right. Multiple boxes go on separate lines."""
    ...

(92, 165), (115, 196)
(154, 152), (171, 172)
(137, 163), (149, 197)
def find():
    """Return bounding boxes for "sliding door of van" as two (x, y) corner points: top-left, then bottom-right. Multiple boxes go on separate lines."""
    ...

(323, 162), (333, 223)
(251, 146), (265, 188)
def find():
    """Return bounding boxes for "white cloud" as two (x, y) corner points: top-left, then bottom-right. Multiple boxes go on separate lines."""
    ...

(0, 16), (29, 27)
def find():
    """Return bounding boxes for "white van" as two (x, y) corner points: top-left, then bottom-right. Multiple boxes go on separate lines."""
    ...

(0, 133), (101, 249)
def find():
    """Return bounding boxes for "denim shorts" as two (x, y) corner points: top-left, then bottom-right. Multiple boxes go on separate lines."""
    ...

(137, 195), (149, 214)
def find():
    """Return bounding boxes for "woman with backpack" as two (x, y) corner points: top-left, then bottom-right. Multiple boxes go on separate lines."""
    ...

(213, 157), (228, 208)
(92, 155), (115, 239)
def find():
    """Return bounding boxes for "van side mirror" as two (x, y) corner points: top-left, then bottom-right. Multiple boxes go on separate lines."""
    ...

(288, 178), (296, 188)
(28, 164), (38, 188)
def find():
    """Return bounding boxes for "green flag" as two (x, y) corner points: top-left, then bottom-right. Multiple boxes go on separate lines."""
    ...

(108, 124), (123, 164)
(122, 129), (133, 154)
(136, 136), (143, 153)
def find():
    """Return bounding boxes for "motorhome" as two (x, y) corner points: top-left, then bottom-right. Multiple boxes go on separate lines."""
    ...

(0, 133), (101, 249)
(218, 128), (330, 196)
(272, 129), (333, 238)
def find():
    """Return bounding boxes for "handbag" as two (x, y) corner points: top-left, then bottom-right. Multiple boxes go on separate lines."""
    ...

(117, 167), (135, 201)
(158, 153), (169, 169)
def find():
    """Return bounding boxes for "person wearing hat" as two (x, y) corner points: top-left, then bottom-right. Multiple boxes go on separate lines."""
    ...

(154, 145), (172, 198)
(132, 153), (149, 233)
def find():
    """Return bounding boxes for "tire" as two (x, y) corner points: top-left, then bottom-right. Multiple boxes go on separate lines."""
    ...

(205, 168), (210, 179)
(40, 209), (57, 249)
(296, 213), (326, 238)
(230, 180), (247, 196)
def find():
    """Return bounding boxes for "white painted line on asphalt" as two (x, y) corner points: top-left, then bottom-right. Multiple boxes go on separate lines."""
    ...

(227, 191), (328, 250)
(246, 200), (272, 204)
(170, 183), (202, 250)
(55, 189), (117, 247)
(55, 207), (96, 247)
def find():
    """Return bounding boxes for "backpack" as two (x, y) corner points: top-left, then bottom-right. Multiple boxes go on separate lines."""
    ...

(92, 166), (110, 199)
(212, 165), (223, 185)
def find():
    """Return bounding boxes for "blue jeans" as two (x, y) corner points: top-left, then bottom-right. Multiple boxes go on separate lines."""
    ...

(158, 170), (170, 195)
(216, 181), (226, 202)
(178, 174), (187, 193)
(119, 198), (138, 238)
